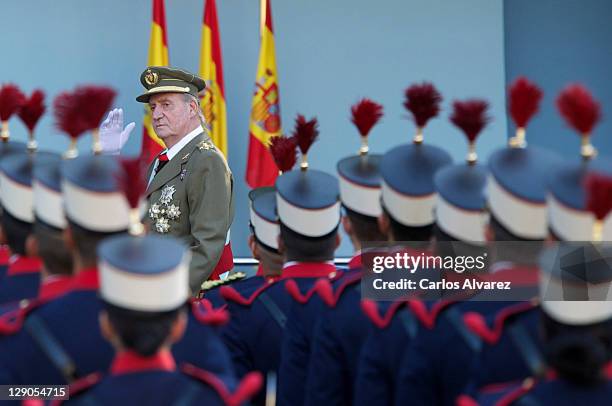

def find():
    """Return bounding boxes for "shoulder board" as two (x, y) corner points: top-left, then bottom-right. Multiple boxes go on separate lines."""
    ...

(49, 372), (103, 406)
(360, 299), (407, 329)
(189, 298), (229, 326)
(201, 272), (247, 292)
(284, 271), (344, 305)
(181, 363), (262, 406)
(462, 300), (538, 345)
(494, 377), (536, 406)
(0, 297), (46, 335)
(220, 280), (278, 306)
(318, 272), (362, 308)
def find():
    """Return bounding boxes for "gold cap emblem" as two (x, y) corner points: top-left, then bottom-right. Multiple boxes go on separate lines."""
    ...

(144, 69), (159, 86)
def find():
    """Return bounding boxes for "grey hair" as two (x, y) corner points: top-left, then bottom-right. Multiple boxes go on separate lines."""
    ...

(183, 93), (207, 126)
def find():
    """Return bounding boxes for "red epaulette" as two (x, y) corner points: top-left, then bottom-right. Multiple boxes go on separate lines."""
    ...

(317, 271), (362, 308)
(462, 300), (538, 345)
(284, 271), (344, 304)
(220, 280), (279, 306)
(360, 299), (407, 329)
(0, 297), (48, 335)
(189, 298), (230, 326)
(49, 372), (103, 406)
(181, 363), (262, 406)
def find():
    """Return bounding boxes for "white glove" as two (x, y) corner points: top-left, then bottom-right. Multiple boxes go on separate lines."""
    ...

(99, 108), (136, 155)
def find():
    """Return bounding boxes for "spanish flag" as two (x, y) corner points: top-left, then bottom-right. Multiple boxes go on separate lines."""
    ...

(199, 0), (234, 280)
(140, 0), (169, 165)
(246, 0), (282, 188)
(199, 0), (228, 157)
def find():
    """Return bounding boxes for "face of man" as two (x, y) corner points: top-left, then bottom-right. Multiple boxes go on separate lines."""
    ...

(149, 93), (197, 142)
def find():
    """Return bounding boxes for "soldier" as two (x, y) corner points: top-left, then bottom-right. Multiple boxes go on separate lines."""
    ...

(453, 84), (612, 398)
(0, 150), (58, 304)
(394, 79), (561, 406)
(136, 66), (234, 293)
(0, 154), (235, 386)
(0, 153), (73, 316)
(55, 234), (261, 406)
(304, 98), (386, 406)
(460, 242), (612, 406)
(202, 186), (282, 308)
(354, 83), (451, 406)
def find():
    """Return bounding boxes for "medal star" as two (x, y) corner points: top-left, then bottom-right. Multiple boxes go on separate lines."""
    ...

(155, 218), (170, 233)
(149, 203), (161, 219)
(160, 185), (176, 205)
(167, 204), (181, 219)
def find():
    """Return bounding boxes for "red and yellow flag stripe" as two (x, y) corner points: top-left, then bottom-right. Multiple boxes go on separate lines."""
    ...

(246, 0), (282, 188)
(199, 0), (228, 158)
(140, 0), (169, 164)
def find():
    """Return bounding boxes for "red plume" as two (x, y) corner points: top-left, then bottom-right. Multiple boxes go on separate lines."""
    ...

(556, 84), (601, 135)
(351, 98), (383, 136)
(509, 77), (542, 128)
(450, 99), (491, 142)
(292, 114), (319, 155)
(53, 91), (90, 140)
(0, 84), (26, 121)
(585, 172), (612, 220)
(17, 90), (46, 133)
(116, 157), (147, 209)
(72, 85), (116, 131)
(269, 135), (297, 172)
(403, 82), (442, 128)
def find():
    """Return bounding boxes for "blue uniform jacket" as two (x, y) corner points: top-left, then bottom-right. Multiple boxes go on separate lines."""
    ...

(0, 268), (236, 388)
(0, 256), (41, 305)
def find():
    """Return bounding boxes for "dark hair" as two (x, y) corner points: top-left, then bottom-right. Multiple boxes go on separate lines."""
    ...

(104, 302), (185, 357)
(33, 220), (73, 276)
(543, 312), (612, 386)
(1, 210), (32, 256)
(382, 206), (434, 242)
(279, 222), (338, 262)
(343, 206), (385, 243)
(67, 220), (126, 268)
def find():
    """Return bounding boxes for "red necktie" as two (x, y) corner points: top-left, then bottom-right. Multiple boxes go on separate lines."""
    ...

(155, 152), (169, 176)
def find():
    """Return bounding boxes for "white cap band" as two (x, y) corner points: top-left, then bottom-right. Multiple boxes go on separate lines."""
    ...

(0, 174), (33, 223)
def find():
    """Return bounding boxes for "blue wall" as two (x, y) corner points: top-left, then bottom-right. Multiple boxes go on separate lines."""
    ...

(1, 0), (507, 257)
(504, 0), (612, 158)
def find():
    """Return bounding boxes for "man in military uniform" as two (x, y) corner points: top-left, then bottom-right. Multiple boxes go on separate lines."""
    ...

(136, 66), (234, 294)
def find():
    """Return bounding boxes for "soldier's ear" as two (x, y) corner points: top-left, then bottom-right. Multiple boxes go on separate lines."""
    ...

(0, 225), (6, 245)
(63, 227), (75, 250)
(99, 311), (116, 346)
(277, 236), (286, 257)
(248, 234), (260, 260)
(335, 232), (341, 250)
(378, 213), (390, 237)
(25, 235), (39, 258)
(169, 311), (188, 344)
(341, 216), (353, 238)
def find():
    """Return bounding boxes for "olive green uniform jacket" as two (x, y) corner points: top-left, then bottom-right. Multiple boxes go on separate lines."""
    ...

(145, 131), (234, 294)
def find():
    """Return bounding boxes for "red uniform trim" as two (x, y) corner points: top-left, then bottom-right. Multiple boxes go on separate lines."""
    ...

(455, 394), (479, 406)
(462, 301), (537, 345)
(110, 350), (176, 375)
(181, 364), (263, 406)
(50, 372), (103, 406)
(69, 267), (99, 291)
(281, 262), (338, 279)
(495, 378), (536, 406)
(0, 245), (11, 266)
(220, 280), (278, 306)
(318, 271), (362, 308)
(361, 299), (407, 329)
(6, 255), (42, 276)
(190, 297), (230, 326)
(38, 275), (73, 302)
